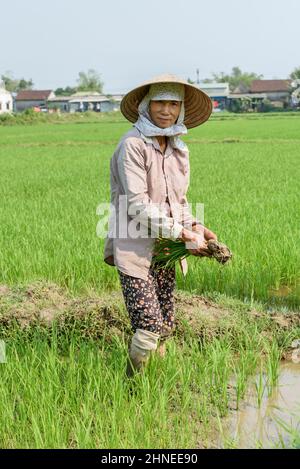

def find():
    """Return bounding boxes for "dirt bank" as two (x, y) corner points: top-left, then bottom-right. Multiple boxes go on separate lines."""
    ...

(1, 281), (299, 353)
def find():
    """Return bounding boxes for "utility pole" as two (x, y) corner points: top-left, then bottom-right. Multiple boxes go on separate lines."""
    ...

(196, 68), (200, 84)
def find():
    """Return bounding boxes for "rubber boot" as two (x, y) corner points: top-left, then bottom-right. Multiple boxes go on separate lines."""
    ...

(126, 329), (160, 378)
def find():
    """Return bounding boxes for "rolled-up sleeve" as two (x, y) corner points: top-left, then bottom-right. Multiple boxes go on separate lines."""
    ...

(117, 138), (184, 240)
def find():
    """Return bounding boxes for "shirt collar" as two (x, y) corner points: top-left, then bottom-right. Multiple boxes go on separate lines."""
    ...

(139, 131), (174, 157)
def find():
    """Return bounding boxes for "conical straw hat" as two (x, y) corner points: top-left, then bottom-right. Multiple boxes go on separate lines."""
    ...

(120, 73), (212, 129)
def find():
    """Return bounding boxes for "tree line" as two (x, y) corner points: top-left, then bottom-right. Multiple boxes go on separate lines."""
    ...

(188, 66), (300, 91)
(1, 69), (104, 95)
(2, 66), (300, 94)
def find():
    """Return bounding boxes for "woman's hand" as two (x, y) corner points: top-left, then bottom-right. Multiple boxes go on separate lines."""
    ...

(179, 228), (211, 257)
(192, 224), (218, 242)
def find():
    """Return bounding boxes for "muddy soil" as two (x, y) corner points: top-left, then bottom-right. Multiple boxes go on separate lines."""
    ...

(0, 281), (299, 345)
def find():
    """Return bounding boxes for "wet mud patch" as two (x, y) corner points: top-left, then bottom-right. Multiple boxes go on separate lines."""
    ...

(219, 362), (300, 448)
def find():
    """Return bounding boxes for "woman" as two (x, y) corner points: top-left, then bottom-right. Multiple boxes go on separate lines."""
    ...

(103, 74), (217, 377)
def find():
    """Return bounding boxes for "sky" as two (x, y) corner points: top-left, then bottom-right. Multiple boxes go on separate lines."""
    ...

(1, 0), (299, 94)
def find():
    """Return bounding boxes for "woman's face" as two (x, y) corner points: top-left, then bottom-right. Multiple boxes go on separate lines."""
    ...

(149, 100), (181, 128)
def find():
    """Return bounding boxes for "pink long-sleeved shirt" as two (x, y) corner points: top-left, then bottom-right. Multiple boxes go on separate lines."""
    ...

(103, 127), (202, 280)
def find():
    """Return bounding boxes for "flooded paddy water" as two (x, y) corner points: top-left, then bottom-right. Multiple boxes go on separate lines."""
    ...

(219, 361), (300, 448)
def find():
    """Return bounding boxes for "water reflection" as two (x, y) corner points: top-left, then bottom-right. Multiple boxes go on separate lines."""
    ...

(220, 362), (300, 448)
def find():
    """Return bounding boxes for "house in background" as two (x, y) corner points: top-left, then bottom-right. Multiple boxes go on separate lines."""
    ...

(249, 80), (292, 108)
(47, 96), (72, 112)
(228, 82), (266, 112)
(108, 94), (123, 109)
(198, 82), (229, 110)
(197, 81), (267, 112)
(227, 92), (267, 112)
(226, 80), (293, 111)
(0, 81), (13, 114)
(15, 90), (55, 112)
(67, 91), (122, 113)
(47, 92), (124, 113)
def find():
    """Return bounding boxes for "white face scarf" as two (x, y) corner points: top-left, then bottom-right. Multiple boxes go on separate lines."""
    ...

(133, 83), (188, 150)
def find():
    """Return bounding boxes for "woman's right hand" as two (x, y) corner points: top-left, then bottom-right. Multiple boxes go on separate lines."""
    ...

(179, 228), (211, 257)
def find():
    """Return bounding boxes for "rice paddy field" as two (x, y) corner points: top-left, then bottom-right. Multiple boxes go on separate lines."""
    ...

(0, 112), (299, 449)
(0, 111), (299, 308)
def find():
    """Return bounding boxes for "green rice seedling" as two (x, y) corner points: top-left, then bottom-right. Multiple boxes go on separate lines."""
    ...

(152, 237), (189, 270)
(152, 237), (231, 271)
(202, 339), (232, 416)
(231, 347), (259, 409)
(265, 341), (281, 393)
(1, 327), (217, 448)
(272, 411), (300, 449)
(232, 367), (245, 410)
(215, 412), (239, 449)
(233, 360), (250, 410)
(254, 363), (266, 408)
(1, 297), (299, 449)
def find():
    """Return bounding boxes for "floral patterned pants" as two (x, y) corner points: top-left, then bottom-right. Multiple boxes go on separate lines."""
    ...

(118, 262), (176, 340)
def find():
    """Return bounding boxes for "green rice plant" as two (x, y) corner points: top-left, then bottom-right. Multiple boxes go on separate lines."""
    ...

(1, 295), (299, 449)
(272, 412), (300, 449)
(233, 368), (245, 410)
(216, 412), (239, 449)
(152, 236), (231, 272)
(0, 329), (213, 448)
(254, 363), (266, 407)
(231, 345), (259, 407)
(202, 339), (232, 416)
(152, 237), (189, 270)
(265, 340), (281, 393)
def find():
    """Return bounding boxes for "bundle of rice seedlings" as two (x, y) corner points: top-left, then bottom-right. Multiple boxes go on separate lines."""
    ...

(152, 237), (232, 270)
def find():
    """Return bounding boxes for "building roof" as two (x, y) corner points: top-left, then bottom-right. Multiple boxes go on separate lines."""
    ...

(68, 94), (111, 103)
(47, 96), (72, 102)
(198, 82), (229, 88)
(198, 82), (229, 97)
(16, 90), (53, 100)
(71, 91), (102, 97)
(229, 93), (267, 99)
(250, 80), (292, 93)
(110, 94), (124, 102)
